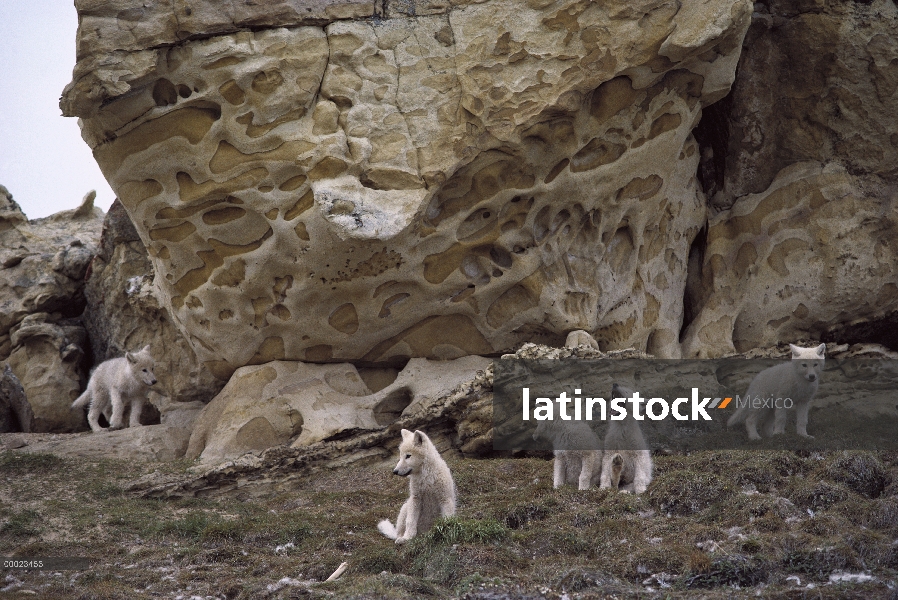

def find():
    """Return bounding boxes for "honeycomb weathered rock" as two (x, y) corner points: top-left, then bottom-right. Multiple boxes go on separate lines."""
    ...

(63, 0), (753, 376)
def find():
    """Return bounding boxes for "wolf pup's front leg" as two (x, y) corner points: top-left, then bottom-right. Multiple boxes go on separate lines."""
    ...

(553, 451), (567, 489)
(771, 405), (789, 436)
(395, 497), (420, 545)
(394, 501), (409, 541)
(630, 452), (653, 494)
(795, 401), (814, 438)
(578, 451), (598, 491)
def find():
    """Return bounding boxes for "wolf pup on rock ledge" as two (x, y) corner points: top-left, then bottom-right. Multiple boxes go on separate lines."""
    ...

(378, 429), (457, 545)
(71, 345), (158, 432)
(727, 343), (825, 440)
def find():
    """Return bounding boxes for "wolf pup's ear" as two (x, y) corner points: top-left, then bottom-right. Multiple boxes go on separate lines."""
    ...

(789, 344), (800, 358)
(400, 429), (412, 441)
(142, 345), (151, 353)
(815, 343), (825, 357)
(126, 352), (136, 364)
(413, 431), (426, 446)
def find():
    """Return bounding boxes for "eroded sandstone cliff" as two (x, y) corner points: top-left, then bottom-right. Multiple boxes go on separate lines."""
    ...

(682, 0), (898, 356)
(61, 0), (754, 378)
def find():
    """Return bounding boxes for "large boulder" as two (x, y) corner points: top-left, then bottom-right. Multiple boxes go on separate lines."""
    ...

(62, 0), (753, 374)
(682, 0), (898, 356)
(6, 314), (89, 432)
(187, 355), (491, 463)
(11, 425), (195, 462)
(82, 200), (224, 404)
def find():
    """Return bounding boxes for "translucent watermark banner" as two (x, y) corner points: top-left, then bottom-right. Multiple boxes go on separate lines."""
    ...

(492, 359), (898, 451)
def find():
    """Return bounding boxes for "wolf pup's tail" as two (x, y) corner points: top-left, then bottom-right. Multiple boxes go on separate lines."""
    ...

(610, 454), (624, 490)
(71, 390), (90, 409)
(377, 520), (398, 540)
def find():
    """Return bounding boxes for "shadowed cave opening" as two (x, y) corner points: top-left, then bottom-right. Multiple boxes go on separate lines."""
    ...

(692, 88), (732, 202)
(677, 85), (734, 344)
(680, 223), (708, 344)
(821, 315), (898, 352)
(372, 387), (414, 426)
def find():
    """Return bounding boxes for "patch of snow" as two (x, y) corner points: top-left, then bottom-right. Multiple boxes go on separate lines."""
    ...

(1, 574), (24, 593)
(267, 577), (305, 592)
(643, 573), (676, 588)
(274, 542), (295, 555)
(829, 572), (874, 584)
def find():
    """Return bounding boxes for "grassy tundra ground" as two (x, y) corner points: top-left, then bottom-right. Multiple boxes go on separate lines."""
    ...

(1, 449), (897, 599)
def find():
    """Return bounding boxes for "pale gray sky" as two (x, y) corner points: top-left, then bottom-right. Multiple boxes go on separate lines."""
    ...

(0, 1), (115, 220)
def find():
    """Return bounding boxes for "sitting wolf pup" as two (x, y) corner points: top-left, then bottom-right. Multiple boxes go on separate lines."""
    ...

(727, 343), (825, 440)
(378, 429), (457, 544)
(532, 418), (603, 490)
(601, 383), (653, 494)
(71, 345), (157, 432)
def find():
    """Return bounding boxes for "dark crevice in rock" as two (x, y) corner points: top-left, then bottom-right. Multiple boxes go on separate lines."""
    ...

(821, 314), (898, 352)
(679, 223), (707, 345)
(693, 89), (733, 207)
(372, 386), (414, 426)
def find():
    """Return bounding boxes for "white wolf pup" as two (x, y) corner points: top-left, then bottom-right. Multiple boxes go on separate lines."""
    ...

(71, 345), (158, 432)
(727, 343), (825, 440)
(600, 383), (653, 494)
(532, 418), (603, 490)
(378, 429), (457, 544)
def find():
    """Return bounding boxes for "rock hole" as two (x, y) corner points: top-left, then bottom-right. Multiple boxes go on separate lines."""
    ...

(331, 96), (353, 110)
(489, 246), (513, 268)
(533, 206), (551, 243)
(606, 225), (635, 273)
(692, 88), (732, 204)
(152, 79), (177, 106)
(373, 387), (414, 426)
(544, 158), (569, 184)
(357, 367), (400, 393)
(679, 223), (707, 343)
(461, 255), (486, 282)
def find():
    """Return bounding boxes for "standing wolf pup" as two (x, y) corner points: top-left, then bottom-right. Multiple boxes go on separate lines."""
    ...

(532, 418), (603, 490)
(601, 383), (653, 494)
(71, 345), (157, 432)
(378, 429), (456, 544)
(727, 343), (825, 440)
